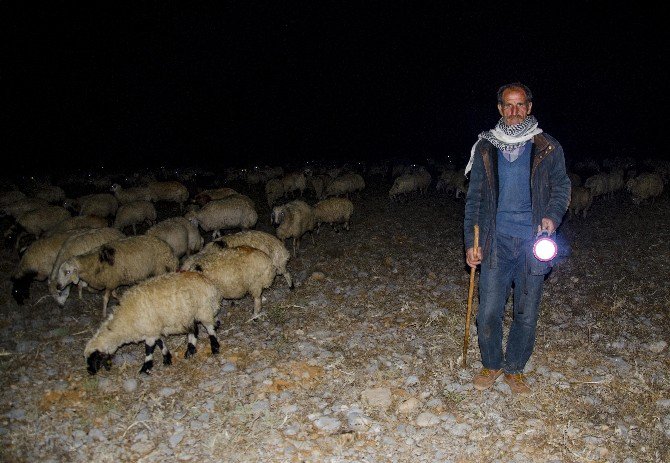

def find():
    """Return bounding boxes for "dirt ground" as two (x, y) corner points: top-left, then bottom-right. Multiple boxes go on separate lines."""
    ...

(0, 172), (668, 463)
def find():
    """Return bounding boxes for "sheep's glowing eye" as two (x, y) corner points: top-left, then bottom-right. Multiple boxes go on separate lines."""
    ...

(64, 270), (71, 276)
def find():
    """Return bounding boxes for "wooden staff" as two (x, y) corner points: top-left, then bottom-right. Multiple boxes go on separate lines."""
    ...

(462, 224), (479, 368)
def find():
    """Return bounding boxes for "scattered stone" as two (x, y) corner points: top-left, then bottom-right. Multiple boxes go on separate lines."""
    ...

(361, 388), (392, 409)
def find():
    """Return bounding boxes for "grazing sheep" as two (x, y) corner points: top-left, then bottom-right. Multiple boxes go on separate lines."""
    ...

(113, 200), (157, 235)
(436, 169), (468, 198)
(181, 243), (276, 319)
(43, 215), (109, 237)
(185, 194), (257, 239)
(48, 227), (126, 305)
(66, 193), (118, 218)
(271, 200), (316, 257)
(325, 173), (365, 197)
(148, 216), (203, 258)
(584, 173), (609, 198)
(313, 197), (354, 232)
(110, 183), (153, 204)
(147, 180), (189, 211)
(389, 174), (419, 200)
(84, 271), (223, 375)
(10, 229), (89, 305)
(281, 171), (307, 198)
(569, 186), (593, 218)
(265, 178), (285, 207)
(6, 205), (71, 249)
(55, 235), (178, 317)
(626, 173), (664, 204)
(193, 187), (238, 207)
(146, 218), (189, 259)
(210, 229), (293, 289)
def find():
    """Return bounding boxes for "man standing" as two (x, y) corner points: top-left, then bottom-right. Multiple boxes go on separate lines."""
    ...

(463, 83), (570, 394)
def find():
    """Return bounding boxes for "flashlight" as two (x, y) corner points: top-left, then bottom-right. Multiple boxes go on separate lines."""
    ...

(533, 230), (558, 262)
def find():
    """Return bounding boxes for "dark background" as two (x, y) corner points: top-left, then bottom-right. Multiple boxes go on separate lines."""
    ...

(2, 2), (667, 175)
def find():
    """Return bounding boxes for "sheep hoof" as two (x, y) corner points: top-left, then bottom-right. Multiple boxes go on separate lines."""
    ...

(139, 360), (154, 374)
(163, 352), (172, 365)
(209, 335), (220, 354)
(185, 344), (196, 358)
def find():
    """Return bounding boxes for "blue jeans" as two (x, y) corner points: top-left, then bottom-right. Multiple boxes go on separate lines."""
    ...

(476, 232), (545, 374)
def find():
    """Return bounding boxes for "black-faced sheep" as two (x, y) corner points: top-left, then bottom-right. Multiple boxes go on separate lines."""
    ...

(113, 200), (157, 235)
(84, 271), (223, 375)
(271, 200), (316, 257)
(10, 229), (90, 305)
(181, 243), (276, 320)
(185, 194), (257, 239)
(55, 234), (179, 317)
(48, 227), (126, 306)
(210, 229), (293, 289)
(313, 197), (354, 232)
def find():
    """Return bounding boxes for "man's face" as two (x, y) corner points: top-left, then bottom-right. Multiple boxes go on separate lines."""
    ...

(497, 88), (532, 126)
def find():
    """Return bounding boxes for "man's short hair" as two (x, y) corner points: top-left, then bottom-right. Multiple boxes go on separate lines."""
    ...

(497, 83), (533, 104)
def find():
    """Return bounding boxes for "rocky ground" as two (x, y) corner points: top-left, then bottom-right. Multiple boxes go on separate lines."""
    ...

(0, 176), (668, 463)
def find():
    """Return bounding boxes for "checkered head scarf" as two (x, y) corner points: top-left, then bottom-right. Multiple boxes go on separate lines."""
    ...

(464, 115), (543, 175)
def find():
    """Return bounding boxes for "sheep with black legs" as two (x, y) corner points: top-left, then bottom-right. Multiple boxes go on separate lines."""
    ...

(313, 197), (354, 233)
(271, 200), (316, 257)
(10, 229), (90, 305)
(181, 242), (276, 320)
(84, 271), (223, 375)
(48, 227), (125, 306)
(209, 229), (293, 289)
(55, 234), (178, 317)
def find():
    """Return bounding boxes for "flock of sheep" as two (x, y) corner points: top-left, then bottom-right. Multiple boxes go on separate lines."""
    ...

(1, 154), (667, 375)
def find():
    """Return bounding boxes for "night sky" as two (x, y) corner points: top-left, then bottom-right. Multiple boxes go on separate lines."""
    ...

(2, 2), (667, 175)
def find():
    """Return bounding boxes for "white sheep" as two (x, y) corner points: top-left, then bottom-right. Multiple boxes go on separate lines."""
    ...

(43, 215), (109, 237)
(7, 205), (72, 249)
(113, 200), (157, 235)
(1, 197), (49, 220)
(271, 200), (316, 257)
(569, 186), (593, 218)
(184, 194), (257, 239)
(193, 187), (238, 207)
(325, 173), (365, 197)
(626, 173), (664, 204)
(389, 173), (419, 200)
(209, 229), (293, 289)
(147, 180), (189, 211)
(55, 234), (179, 317)
(48, 227), (126, 306)
(281, 171), (307, 198)
(265, 178), (285, 207)
(181, 243), (276, 320)
(32, 184), (66, 204)
(313, 197), (354, 232)
(84, 271), (224, 375)
(147, 216), (203, 258)
(0, 190), (26, 208)
(110, 183), (153, 204)
(67, 193), (118, 218)
(145, 218), (189, 259)
(10, 229), (90, 305)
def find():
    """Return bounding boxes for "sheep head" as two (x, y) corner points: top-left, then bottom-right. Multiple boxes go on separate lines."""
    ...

(86, 350), (113, 375)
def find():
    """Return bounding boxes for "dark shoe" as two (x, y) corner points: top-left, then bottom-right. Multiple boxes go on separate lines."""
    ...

(504, 373), (531, 394)
(473, 368), (503, 390)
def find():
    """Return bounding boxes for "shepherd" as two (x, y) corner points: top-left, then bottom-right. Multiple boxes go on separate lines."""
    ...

(463, 82), (571, 394)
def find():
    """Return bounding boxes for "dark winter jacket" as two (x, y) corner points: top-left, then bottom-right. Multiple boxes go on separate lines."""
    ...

(463, 133), (571, 275)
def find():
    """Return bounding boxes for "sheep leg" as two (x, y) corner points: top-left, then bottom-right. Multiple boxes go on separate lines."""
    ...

(155, 339), (172, 365)
(132, 224), (137, 235)
(283, 271), (294, 289)
(102, 290), (111, 318)
(139, 338), (159, 374)
(185, 323), (198, 358)
(202, 323), (220, 354)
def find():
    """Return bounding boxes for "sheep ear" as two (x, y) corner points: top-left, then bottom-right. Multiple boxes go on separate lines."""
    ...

(99, 246), (116, 265)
